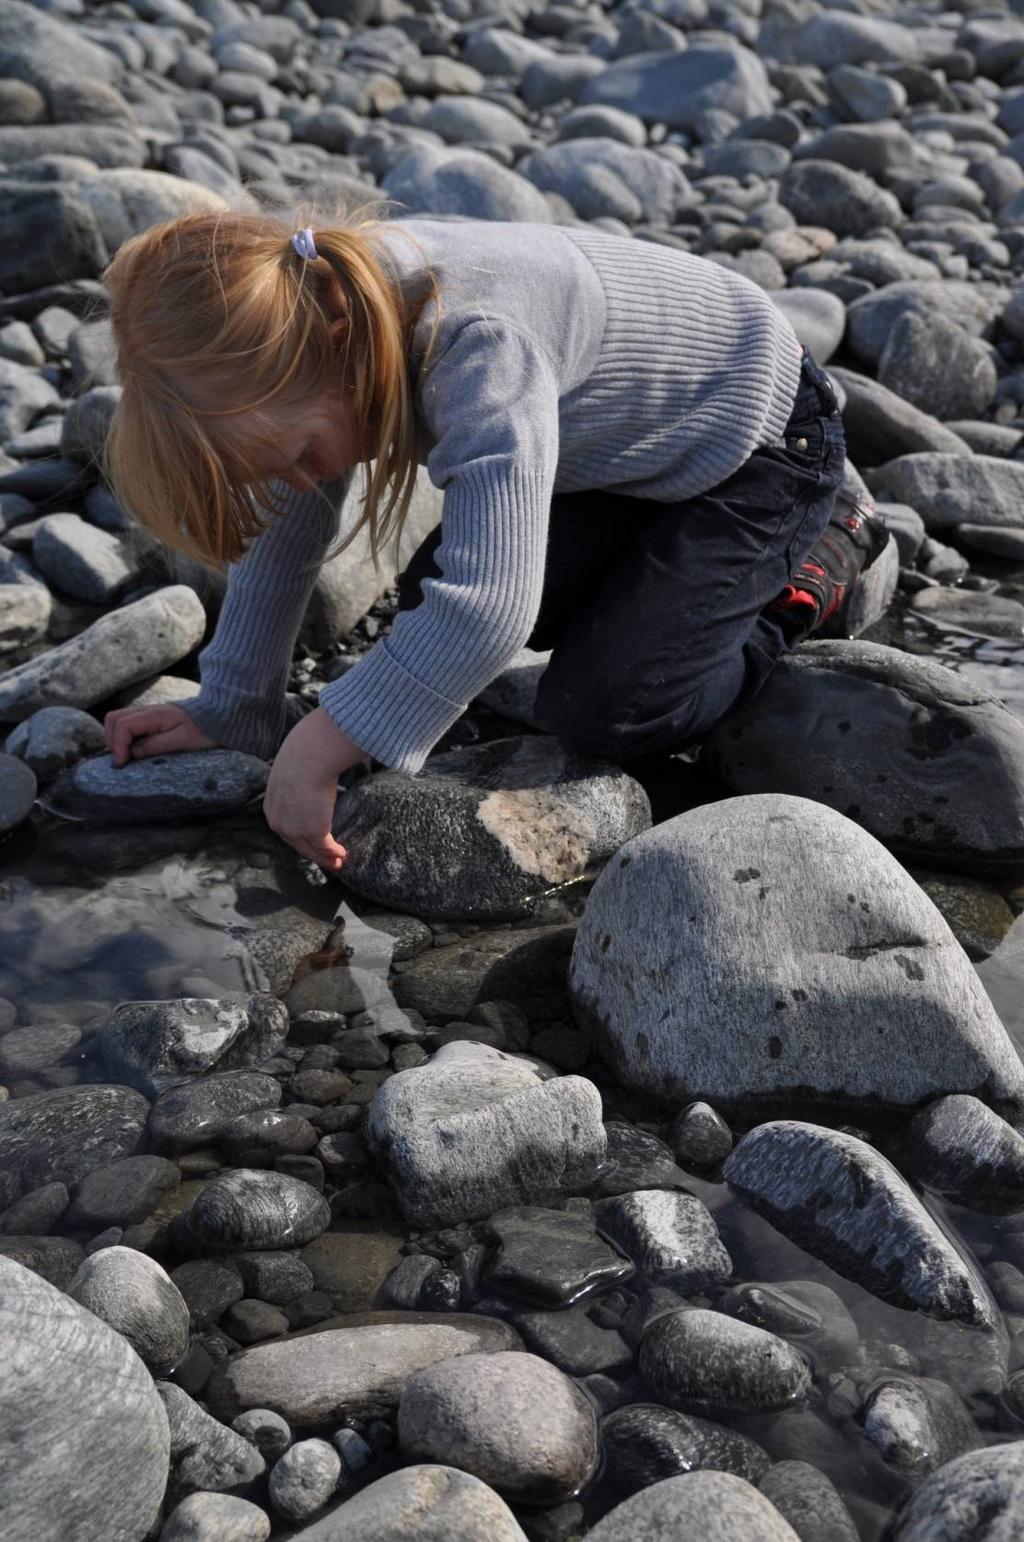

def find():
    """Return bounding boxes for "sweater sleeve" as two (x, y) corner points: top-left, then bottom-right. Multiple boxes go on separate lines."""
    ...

(178, 473), (353, 760)
(318, 320), (561, 775)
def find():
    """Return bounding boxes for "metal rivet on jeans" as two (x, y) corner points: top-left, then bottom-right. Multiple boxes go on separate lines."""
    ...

(796, 436), (808, 451)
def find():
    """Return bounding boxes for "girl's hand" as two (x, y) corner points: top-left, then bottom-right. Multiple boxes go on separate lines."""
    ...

(264, 707), (368, 873)
(104, 704), (219, 767)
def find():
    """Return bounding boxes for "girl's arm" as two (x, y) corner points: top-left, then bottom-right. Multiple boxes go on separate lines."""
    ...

(177, 473), (353, 761)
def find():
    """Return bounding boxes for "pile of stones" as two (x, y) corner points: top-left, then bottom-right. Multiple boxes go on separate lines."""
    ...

(6, 0), (1024, 1535)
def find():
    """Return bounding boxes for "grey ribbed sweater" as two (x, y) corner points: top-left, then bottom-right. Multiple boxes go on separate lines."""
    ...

(183, 218), (803, 774)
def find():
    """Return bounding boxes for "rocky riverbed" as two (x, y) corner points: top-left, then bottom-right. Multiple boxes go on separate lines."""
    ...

(7, 0), (1024, 1537)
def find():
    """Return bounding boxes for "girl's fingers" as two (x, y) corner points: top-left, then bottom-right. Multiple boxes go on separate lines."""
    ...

(110, 711), (172, 766)
(128, 729), (186, 760)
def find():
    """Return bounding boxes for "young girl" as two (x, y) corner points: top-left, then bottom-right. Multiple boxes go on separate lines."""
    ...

(102, 206), (886, 874)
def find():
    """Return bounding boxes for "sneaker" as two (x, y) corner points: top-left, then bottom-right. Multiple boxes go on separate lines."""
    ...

(768, 494), (890, 642)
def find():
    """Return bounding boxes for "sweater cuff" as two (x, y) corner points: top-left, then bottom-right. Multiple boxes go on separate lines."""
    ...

(175, 693), (283, 762)
(318, 641), (465, 775)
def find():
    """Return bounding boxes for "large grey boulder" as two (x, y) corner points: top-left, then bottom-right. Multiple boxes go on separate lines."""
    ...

(778, 161), (902, 238)
(586, 1472), (800, 1541)
(868, 453), (1024, 531)
(0, 0), (122, 92)
(724, 1122), (997, 1328)
(367, 1042), (606, 1225)
(99, 995), (288, 1097)
(579, 46), (772, 130)
(5, 705), (106, 782)
(829, 368), (972, 464)
(205, 1316), (522, 1425)
(288, 1465), (528, 1541)
(518, 139), (691, 224)
(382, 146), (552, 223)
(877, 312), (997, 422)
(769, 289), (845, 365)
(76, 170), (227, 253)
(0, 357), (60, 442)
(705, 642), (1024, 876)
(846, 281), (1005, 369)
(0, 586), (206, 722)
(571, 792), (1024, 1120)
(397, 1351), (598, 1502)
(0, 186), (107, 296)
(158, 1382), (265, 1500)
(0, 1254), (170, 1542)
(334, 735), (650, 922)
(891, 1443), (1024, 1539)
(48, 749), (268, 823)
(638, 1310), (812, 1418)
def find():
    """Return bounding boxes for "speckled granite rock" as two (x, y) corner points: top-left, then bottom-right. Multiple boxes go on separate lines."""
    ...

(891, 1442), (1024, 1539)
(186, 1169), (331, 1252)
(0, 1083), (148, 1209)
(286, 1464), (529, 1540)
(48, 749), (268, 823)
(99, 995), (287, 1096)
(67, 1247), (190, 1375)
(585, 1471), (800, 1541)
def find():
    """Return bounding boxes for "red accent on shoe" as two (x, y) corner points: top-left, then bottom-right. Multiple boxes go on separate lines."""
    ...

(820, 583), (846, 623)
(842, 516), (862, 532)
(768, 584), (820, 614)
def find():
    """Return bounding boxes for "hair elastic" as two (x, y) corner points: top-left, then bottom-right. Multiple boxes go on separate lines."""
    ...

(291, 228), (318, 261)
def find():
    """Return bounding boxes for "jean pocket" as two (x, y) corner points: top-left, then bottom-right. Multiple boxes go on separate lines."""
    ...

(781, 417), (826, 469)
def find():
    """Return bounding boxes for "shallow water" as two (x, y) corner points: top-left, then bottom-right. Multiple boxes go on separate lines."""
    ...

(4, 612), (1024, 1537)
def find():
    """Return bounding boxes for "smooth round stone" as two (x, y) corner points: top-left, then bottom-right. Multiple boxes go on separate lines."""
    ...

(100, 995), (288, 1098)
(586, 1471), (800, 1541)
(862, 1375), (976, 1478)
(170, 1257), (244, 1329)
(717, 1280), (858, 1369)
(67, 1246), (190, 1375)
(957, 524), (1024, 561)
(1, 1254), (170, 1541)
(223, 1299), (290, 1345)
(672, 1102), (733, 1168)
(593, 1190), (732, 1289)
(288, 1463), (528, 1539)
(758, 1461), (858, 1542)
(903, 1094), (1024, 1212)
(891, 1442), (1024, 1539)
(398, 1351), (597, 1503)
(269, 1438), (342, 1520)
(67, 1153), (180, 1228)
(0, 1021), (81, 1076)
(0, 1233), (83, 1288)
(0, 1180), (69, 1235)
(158, 1382), (266, 1500)
(159, 1492), (271, 1541)
(594, 1123), (681, 1196)
(334, 735), (650, 923)
(47, 749), (268, 823)
(231, 1408), (292, 1461)
(218, 1110), (319, 1161)
(639, 1309), (812, 1417)
(601, 1404), (771, 1495)
(234, 1251), (315, 1306)
(148, 1072), (283, 1154)
(187, 1170), (331, 1251)
(0, 1083), (149, 1211)
(0, 752), (36, 833)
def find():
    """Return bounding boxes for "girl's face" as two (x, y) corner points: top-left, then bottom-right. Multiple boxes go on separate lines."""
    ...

(242, 388), (364, 493)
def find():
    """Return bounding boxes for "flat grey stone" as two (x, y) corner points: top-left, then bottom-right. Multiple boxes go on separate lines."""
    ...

(862, 1375), (976, 1477)
(100, 995), (288, 1097)
(877, 312), (997, 422)
(159, 1492), (271, 1541)
(0, 0), (123, 92)
(846, 281), (1005, 370)
(335, 735), (650, 923)
(909, 586), (1024, 639)
(0, 1083), (148, 1210)
(484, 1204), (632, 1306)
(48, 748), (268, 823)
(706, 643), (1024, 877)
(398, 1350), (597, 1503)
(68, 1247), (190, 1375)
(68, 1153), (180, 1227)
(5, 706), (106, 782)
(903, 1094), (1024, 1212)
(33, 512), (135, 603)
(0, 581), (51, 658)
(758, 1462), (858, 1542)
(187, 1169), (331, 1252)
(205, 1316), (522, 1425)
(779, 159), (902, 238)
(876, 502), (927, 565)
(0, 1180), (68, 1235)
(891, 1443), (1024, 1540)
(392, 924), (574, 1022)
(724, 1122), (997, 1328)
(158, 1382), (265, 1500)
(512, 1299), (633, 1378)
(147, 1071), (282, 1154)
(1, 1253), (170, 1542)
(269, 1438), (341, 1520)
(570, 791), (1024, 1120)
(639, 1308), (812, 1417)
(0, 356), (60, 442)
(594, 1190), (732, 1288)
(0, 752), (35, 833)
(0, 586), (205, 723)
(586, 1471), (800, 1541)
(518, 139), (691, 224)
(580, 45), (772, 130)
(957, 524), (1024, 561)
(0, 1233), (83, 1288)
(170, 1257), (244, 1330)
(285, 1464), (528, 1540)
(383, 146), (552, 223)
(601, 1404), (771, 1495)
(367, 1045), (605, 1226)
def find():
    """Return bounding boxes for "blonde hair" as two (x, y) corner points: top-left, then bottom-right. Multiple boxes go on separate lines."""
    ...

(103, 201), (441, 573)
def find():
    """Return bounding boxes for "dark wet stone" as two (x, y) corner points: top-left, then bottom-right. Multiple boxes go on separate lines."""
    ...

(0, 1253), (170, 1541)
(0, 1233), (83, 1288)
(287, 1068), (354, 1105)
(205, 1315), (523, 1426)
(148, 1071), (283, 1154)
(861, 1375), (977, 1478)
(512, 1299), (634, 1378)
(0, 1022), (81, 1077)
(392, 924), (575, 1022)
(594, 1123), (683, 1196)
(100, 995), (288, 1097)
(484, 1205), (632, 1306)
(48, 749), (268, 823)
(419, 1266), (462, 1312)
(170, 1257), (245, 1330)
(234, 1251), (315, 1307)
(912, 874), (1014, 963)
(902, 1094), (1024, 1213)
(891, 1442), (1024, 1540)
(159, 1381), (265, 1501)
(639, 1308), (812, 1417)
(0, 751), (36, 833)
(232, 1407), (292, 1462)
(672, 1103), (733, 1169)
(601, 1403), (772, 1496)
(758, 1461), (858, 1542)
(0, 1083), (148, 1209)
(0, 1180), (68, 1235)
(218, 1110), (319, 1163)
(587, 1470), (801, 1541)
(300, 1227), (406, 1313)
(187, 1169), (331, 1252)
(68, 1246), (190, 1375)
(223, 1298), (290, 1345)
(726, 1123), (997, 1327)
(594, 1190), (732, 1289)
(383, 1254), (443, 1310)
(334, 735), (650, 923)
(716, 1281), (859, 1370)
(67, 1153), (180, 1228)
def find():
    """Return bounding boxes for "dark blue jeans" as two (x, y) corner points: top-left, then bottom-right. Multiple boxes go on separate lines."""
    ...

(399, 349), (846, 761)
